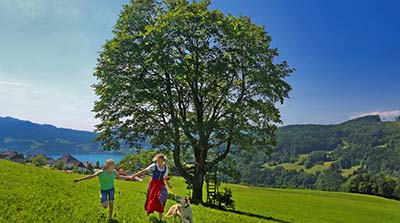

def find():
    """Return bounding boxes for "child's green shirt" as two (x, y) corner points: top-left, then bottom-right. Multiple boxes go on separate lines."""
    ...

(97, 169), (117, 190)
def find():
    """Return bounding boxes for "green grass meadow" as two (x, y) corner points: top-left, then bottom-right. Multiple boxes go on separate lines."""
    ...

(1, 159), (399, 223)
(263, 153), (359, 177)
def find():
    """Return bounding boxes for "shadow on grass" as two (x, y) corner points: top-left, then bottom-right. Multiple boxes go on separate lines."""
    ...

(97, 212), (121, 223)
(226, 209), (290, 223)
(203, 204), (291, 223)
(109, 218), (121, 223)
(148, 215), (166, 223)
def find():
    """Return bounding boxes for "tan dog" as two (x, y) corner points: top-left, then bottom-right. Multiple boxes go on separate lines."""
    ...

(165, 198), (193, 223)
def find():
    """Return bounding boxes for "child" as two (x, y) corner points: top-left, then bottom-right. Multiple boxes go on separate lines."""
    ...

(74, 159), (126, 220)
(129, 154), (172, 223)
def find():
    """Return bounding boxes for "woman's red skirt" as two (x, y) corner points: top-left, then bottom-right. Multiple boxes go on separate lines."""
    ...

(144, 178), (167, 214)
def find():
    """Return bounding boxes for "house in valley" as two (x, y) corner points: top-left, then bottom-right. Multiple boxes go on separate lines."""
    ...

(116, 168), (125, 175)
(56, 154), (85, 170)
(0, 150), (17, 158)
(7, 153), (26, 163)
(46, 157), (55, 166)
(82, 161), (94, 168)
(82, 161), (95, 173)
(0, 151), (25, 164)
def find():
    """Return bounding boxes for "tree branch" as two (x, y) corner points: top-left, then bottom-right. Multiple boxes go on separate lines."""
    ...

(209, 137), (228, 149)
(173, 127), (193, 182)
(207, 137), (232, 171)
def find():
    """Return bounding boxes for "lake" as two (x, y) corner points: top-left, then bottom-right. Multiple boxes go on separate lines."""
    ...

(49, 154), (125, 166)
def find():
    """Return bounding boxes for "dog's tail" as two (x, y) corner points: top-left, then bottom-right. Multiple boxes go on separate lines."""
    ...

(164, 205), (176, 217)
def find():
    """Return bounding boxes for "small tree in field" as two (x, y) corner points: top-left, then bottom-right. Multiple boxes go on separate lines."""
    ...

(72, 166), (81, 174)
(95, 161), (100, 169)
(25, 154), (33, 163)
(53, 160), (65, 170)
(93, 0), (293, 204)
(32, 155), (47, 167)
(87, 163), (95, 173)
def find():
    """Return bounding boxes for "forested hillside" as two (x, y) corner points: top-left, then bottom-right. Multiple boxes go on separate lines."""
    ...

(221, 115), (400, 200)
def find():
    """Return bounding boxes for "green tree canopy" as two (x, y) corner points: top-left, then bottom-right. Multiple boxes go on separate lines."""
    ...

(93, 0), (293, 203)
(32, 155), (47, 167)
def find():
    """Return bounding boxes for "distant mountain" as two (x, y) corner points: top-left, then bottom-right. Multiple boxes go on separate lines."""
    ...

(274, 115), (385, 155)
(0, 117), (116, 155)
(1, 114), (396, 159)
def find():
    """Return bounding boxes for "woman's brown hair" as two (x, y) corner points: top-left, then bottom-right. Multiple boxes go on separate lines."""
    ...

(153, 154), (167, 162)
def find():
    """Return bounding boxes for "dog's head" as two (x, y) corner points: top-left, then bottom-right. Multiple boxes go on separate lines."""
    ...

(177, 198), (191, 208)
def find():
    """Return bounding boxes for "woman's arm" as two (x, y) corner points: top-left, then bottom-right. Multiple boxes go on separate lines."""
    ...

(74, 172), (98, 182)
(164, 169), (172, 189)
(117, 174), (128, 180)
(115, 171), (128, 180)
(165, 178), (172, 189)
(129, 169), (147, 180)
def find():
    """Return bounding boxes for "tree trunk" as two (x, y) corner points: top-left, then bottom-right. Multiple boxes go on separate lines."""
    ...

(191, 169), (205, 204)
(190, 142), (207, 204)
(173, 127), (192, 183)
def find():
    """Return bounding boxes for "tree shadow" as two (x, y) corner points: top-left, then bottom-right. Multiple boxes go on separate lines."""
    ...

(109, 218), (121, 223)
(227, 209), (290, 223)
(203, 204), (291, 223)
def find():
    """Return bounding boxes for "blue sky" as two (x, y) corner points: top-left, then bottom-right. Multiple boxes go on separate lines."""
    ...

(1, 0), (399, 131)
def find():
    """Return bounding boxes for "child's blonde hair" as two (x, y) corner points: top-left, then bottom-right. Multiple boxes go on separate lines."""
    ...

(153, 154), (167, 162)
(102, 159), (115, 170)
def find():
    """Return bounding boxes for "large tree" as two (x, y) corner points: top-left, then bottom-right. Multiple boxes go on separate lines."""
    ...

(93, 0), (293, 204)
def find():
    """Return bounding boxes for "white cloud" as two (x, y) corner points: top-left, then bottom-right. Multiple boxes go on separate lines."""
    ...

(2, 0), (83, 20)
(3, 0), (45, 17)
(0, 78), (97, 131)
(0, 80), (29, 87)
(349, 110), (400, 120)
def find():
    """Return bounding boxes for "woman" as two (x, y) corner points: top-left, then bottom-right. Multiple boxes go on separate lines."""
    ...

(130, 154), (172, 222)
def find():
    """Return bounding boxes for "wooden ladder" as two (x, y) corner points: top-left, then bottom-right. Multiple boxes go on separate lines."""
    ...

(206, 171), (218, 205)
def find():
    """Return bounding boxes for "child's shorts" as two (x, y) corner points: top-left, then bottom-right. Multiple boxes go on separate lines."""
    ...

(100, 188), (115, 203)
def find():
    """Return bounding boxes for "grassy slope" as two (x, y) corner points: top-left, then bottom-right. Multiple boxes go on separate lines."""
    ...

(264, 156), (357, 176)
(341, 165), (361, 177)
(265, 160), (335, 173)
(1, 160), (400, 223)
(0, 160), (273, 223)
(226, 185), (400, 223)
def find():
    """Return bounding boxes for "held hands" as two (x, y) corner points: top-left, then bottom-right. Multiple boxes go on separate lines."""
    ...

(130, 175), (136, 180)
